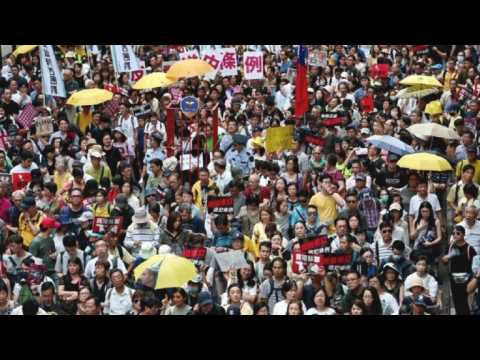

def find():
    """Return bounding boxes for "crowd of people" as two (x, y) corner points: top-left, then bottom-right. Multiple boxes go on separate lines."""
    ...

(1, 44), (480, 316)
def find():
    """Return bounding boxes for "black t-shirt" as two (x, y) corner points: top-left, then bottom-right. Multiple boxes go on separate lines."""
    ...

(0, 100), (20, 117)
(103, 146), (122, 177)
(375, 168), (408, 189)
(448, 242), (476, 273)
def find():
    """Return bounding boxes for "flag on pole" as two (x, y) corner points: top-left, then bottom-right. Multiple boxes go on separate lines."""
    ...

(16, 104), (38, 129)
(212, 107), (219, 151)
(39, 45), (66, 98)
(166, 108), (176, 157)
(295, 45), (309, 119)
(111, 45), (141, 74)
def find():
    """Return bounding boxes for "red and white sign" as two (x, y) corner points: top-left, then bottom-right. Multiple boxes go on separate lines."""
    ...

(179, 49), (200, 60)
(243, 51), (264, 80)
(201, 49), (223, 80)
(130, 69), (145, 83)
(219, 48), (238, 77)
(12, 172), (32, 191)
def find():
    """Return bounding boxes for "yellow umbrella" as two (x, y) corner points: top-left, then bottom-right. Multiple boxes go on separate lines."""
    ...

(166, 59), (215, 80)
(132, 72), (176, 90)
(398, 152), (453, 172)
(399, 75), (443, 88)
(13, 45), (38, 57)
(424, 100), (443, 116)
(133, 254), (197, 289)
(66, 89), (113, 106)
(407, 123), (460, 140)
(395, 85), (440, 99)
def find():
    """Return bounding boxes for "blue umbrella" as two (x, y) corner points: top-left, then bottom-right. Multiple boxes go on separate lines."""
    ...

(366, 135), (414, 156)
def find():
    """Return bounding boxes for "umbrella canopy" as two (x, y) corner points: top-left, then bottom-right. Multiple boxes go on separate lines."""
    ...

(132, 72), (176, 90)
(397, 152), (453, 172)
(366, 135), (414, 156)
(424, 100), (443, 116)
(133, 254), (197, 289)
(399, 75), (443, 88)
(13, 45), (38, 57)
(407, 123), (460, 140)
(66, 89), (113, 106)
(166, 59), (215, 80)
(395, 85), (440, 99)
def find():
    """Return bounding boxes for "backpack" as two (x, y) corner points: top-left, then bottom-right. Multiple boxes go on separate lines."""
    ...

(267, 277), (289, 305)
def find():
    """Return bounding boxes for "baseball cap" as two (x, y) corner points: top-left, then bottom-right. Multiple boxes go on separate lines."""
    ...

(387, 153), (400, 162)
(355, 173), (367, 182)
(389, 203), (402, 212)
(41, 217), (61, 230)
(21, 196), (36, 210)
(198, 291), (213, 306)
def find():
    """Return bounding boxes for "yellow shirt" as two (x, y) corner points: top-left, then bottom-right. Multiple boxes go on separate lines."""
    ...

(251, 222), (269, 255)
(455, 160), (480, 185)
(19, 211), (45, 248)
(93, 203), (111, 218)
(77, 112), (93, 134)
(309, 192), (337, 225)
(443, 70), (458, 91)
(54, 171), (73, 195)
(192, 179), (216, 214)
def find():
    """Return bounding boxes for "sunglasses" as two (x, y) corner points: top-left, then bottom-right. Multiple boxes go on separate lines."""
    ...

(347, 199), (357, 203)
(307, 212), (317, 216)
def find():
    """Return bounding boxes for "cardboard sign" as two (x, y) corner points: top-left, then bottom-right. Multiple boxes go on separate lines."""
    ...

(12, 172), (31, 191)
(207, 196), (234, 214)
(92, 216), (123, 235)
(35, 116), (54, 136)
(265, 125), (295, 153)
(243, 51), (264, 80)
(214, 250), (249, 272)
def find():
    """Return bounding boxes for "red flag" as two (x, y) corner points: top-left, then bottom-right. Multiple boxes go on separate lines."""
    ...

(212, 107), (219, 151)
(370, 64), (390, 79)
(16, 104), (38, 129)
(361, 95), (375, 114)
(166, 108), (176, 157)
(295, 45), (309, 119)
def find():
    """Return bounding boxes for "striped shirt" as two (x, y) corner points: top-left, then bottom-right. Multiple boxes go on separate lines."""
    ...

(373, 237), (394, 264)
(124, 222), (160, 256)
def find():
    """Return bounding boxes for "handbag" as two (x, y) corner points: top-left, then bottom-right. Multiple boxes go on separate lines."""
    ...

(451, 272), (470, 284)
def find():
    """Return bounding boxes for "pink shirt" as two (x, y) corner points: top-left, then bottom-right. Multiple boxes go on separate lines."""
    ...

(0, 196), (12, 223)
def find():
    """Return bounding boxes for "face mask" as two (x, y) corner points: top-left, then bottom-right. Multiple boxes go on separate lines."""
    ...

(392, 255), (401, 261)
(380, 195), (389, 204)
(187, 286), (199, 296)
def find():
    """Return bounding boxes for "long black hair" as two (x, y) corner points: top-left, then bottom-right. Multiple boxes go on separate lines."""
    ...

(415, 201), (436, 231)
(237, 260), (256, 288)
(360, 286), (383, 315)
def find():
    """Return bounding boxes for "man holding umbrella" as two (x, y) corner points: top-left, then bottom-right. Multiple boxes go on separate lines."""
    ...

(456, 144), (480, 185)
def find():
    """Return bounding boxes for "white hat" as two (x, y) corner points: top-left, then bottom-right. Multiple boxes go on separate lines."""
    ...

(323, 85), (333, 94)
(341, 71), (349, 79)
(134, 207), (149, 224)
(89, 148), (104, 159)
(163, 156), (178, 172)
(158, 245), (171, 254)
(389, 203), (402, 212)
(65, 51), (76, 58)
(78, 211), (94, 223)
(139, 242), (157, 259)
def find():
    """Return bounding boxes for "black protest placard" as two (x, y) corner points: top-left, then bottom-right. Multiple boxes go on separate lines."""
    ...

(92, 216), (123, 235)
(207, 196), (234, 214)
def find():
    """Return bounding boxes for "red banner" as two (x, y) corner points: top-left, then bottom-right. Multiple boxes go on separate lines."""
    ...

(12, 172), (32, 191)
(304, 134), (326, 146)
(166, 107), (176, 157)
(207, 196), (234, 214)
(212, 107), (219, 151)
(291, 252), (352, 273)
(299, 235), (330, 253)
(183, 247), (207, 260)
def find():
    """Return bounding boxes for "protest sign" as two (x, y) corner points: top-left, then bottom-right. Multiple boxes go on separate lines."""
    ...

(39, 45), (66, 98)
(12, 172), (31, 191)
(291, 251), (353, 274)
(179, 49), (200, 60)
(308, 49), (328, 68)
(180, 154), (203, 171)
(130, 69), (145, 83)
(111, 45), (141, 74)
(180, 96), (199, 118)
(214, 250), (249, 272)
(92, 216), (123, 235)
(412, 45), (430, 55)
(219, 48), (238, 77)
(35, 116), (54, 136)
(243, 51), (264, 80)
(265, 125), (295, 153)
(201, 49), (223, 80)
(133, 104), (152, 118)
(207, 196), (234, 214)
(299, 235), (330, 253)
(183, 247), (207, 261)
(320, 111), (345, 127)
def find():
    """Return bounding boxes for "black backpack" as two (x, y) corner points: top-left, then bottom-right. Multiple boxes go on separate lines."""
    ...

(267, 277), (289, 305)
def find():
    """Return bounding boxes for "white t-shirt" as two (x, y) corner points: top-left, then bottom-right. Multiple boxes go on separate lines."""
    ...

(9, 163), (39, 175)
(409, 194), (442, 220)
(272, 299), (307, 315)
(458, 220), (480, 254)
(118, 115), (139, 147)
(305, 307), (336, 315)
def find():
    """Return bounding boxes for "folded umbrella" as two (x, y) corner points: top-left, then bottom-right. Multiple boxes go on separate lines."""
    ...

(366, 135), (414, 156)
(397, 152), (453, 172)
